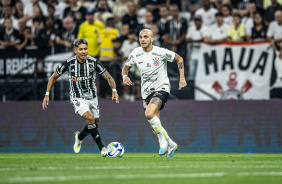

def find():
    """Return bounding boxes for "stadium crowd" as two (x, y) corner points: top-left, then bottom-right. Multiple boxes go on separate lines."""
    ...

(1, 0), (282, 100)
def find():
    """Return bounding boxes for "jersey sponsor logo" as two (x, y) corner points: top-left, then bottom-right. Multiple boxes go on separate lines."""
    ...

(138, 61), (144, 64)
(152, 52), (162, 56)
(126, 55), (133, 63)
(136, 53), (144, 57)
(153, 57), (160, 66)
(166, 53), (173, 59)
(72, 76), (92, 81)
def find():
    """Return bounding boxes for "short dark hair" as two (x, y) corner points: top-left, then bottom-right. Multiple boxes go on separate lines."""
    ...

(233, 13), (242, 19)
(73, 39), (88, 47)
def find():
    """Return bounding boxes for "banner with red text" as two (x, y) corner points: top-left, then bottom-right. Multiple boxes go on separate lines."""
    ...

(195, 43), (274, 100)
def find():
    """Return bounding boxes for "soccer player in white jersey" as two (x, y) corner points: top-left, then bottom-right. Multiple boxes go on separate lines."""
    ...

(42, 39), (119, 156)
(122, 29), (187, 157)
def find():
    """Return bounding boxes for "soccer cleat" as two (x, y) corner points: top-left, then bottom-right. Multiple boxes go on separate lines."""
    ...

(73, 131), (83, 153)
(101, 147), (108, 157)
(159, 142), (168, 155)
(167, 143), (178, 157)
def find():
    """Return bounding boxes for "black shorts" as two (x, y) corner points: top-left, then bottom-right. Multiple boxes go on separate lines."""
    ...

(143, 91), (169, 111)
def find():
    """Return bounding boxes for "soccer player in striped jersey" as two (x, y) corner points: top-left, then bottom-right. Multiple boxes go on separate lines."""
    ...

(122, 29), (187, 157)
(42, 38), (119, 156)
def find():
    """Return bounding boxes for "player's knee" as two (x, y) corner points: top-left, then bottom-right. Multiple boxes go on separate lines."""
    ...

(145, 111), (154, 120)
(86, 114), (95, 124)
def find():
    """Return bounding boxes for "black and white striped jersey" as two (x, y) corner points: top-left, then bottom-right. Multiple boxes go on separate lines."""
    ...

(56, 55), (106, 99)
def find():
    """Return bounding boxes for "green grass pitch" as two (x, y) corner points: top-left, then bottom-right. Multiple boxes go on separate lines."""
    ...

(1, 153), (282, 184)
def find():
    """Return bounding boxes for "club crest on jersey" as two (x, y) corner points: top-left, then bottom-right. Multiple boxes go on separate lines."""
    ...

(89, 64), (94, 71)
(153, 58), (160, 66)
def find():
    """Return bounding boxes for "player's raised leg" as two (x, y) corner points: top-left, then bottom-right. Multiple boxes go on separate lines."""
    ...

(82, 111), (107, 157)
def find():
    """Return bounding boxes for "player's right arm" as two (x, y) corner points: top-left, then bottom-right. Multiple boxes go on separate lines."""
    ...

(42, 71), (60, 110)
(42, 61), (68, 110)
(122, 64), (132, 86)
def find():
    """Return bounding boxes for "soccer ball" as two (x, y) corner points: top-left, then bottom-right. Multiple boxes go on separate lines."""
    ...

(107, 142), (124, 157)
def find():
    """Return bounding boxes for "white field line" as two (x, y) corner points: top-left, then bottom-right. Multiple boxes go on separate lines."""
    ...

(238, 172), (282, 176)
(1, 164), (282, 171)
(5, 172), (225, 183)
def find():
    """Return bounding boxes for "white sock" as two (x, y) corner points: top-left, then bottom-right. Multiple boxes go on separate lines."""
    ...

(148, 116), (166, 144)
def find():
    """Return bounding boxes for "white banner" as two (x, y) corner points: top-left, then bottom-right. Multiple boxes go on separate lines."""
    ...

(195, 43), (274, 100)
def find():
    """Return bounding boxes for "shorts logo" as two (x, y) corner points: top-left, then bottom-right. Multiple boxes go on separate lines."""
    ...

(73, 76), (77, 81)
(153, 58), (160, 66)
(153, 92), (161, 96)
(76, 101), (80, 106)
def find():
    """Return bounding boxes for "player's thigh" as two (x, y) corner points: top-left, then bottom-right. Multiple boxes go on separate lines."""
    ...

(81, 110), (95, 123)
(89, 98), (100, 119)
(145, 97), (162, 118)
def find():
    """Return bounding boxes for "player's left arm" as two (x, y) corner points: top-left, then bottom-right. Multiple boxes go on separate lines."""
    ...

(174, 53), (187, 90)
(101, 71), (119, 103)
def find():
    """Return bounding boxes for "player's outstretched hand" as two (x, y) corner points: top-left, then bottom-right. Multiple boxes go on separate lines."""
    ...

(42, 96), (49, 110)
(112, 91), (119, 103)
(179, 78), (187, 90)
(123, 76), (132, 86)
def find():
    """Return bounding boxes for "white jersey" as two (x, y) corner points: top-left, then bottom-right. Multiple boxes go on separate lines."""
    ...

(126, 46), (176, 99)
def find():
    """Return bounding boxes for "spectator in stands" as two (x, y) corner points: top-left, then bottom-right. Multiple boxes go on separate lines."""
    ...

(186, 15), (209, 79)
(221, 4), (233, 25)
(265, 0), (282, 26)
(14, 0), (24, 19)
(47, 4), (62, 30)
(98, 17), (119, 99)
(63, 0), (86, 27)
(0, 5), (19, 29)
(48, 0), (67, 20)
(247, 12), (267, 43)
(99, 17), (119, 62)
(18, 26), (35, 51)
(226, 13), (246, 43)
(166, 0), (182, 11)
(94, 0), (114, 25)
(267, 10), (282, 50)
(34, 16), (60, 50)
(142, 11), (154, 30)
(152, 24), (161, 46)
(77, 9), (104, 57)
(17, 17), (26, 35)
(56, 16), (78, 52)
(163, 4), (187, 58)
(194, 0), (218, 27)
(78, 0), (95, 10)
(112, 0), (128, 33)
(222, 0), (252, 17)
(112, 37), (123, 62)
(23, 0), (49, 27)
(144, 0), (165, 21)
(204, 12), (229, 44)
(122, 1), (140, 36)
(0, 0), (12, 17)
(157, 6), (171, 36)
(0, 17), (21, 48)
(120, 31), (139, 101)
(242, 2), (257, 36)
(31, 17), (42, 37)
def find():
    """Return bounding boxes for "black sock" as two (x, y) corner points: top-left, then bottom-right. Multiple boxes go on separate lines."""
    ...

(88, 124), (105, 151)
(78, 125), (89, 140)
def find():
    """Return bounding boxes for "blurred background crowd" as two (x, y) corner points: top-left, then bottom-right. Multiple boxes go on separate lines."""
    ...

(1, 0), (282, 101)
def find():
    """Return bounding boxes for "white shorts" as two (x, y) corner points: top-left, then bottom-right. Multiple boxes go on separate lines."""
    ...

(70, 97), (100, 118)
